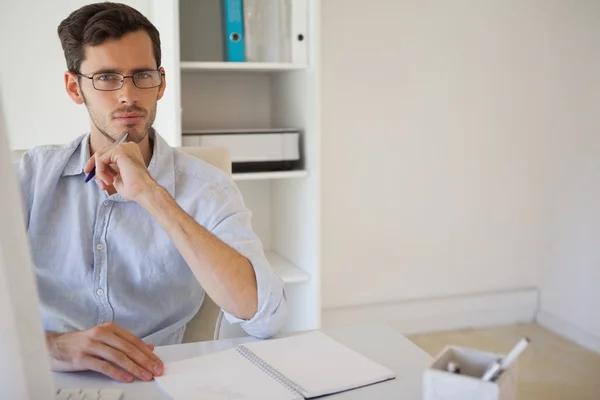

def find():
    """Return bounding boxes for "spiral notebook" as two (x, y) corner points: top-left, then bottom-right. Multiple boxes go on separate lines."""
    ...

(154, 331), (396, 400)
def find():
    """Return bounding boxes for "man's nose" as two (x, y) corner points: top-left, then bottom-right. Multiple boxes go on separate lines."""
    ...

(118, 76), (140, 104)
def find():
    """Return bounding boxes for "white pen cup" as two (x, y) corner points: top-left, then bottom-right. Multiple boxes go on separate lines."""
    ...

(422, 346), (518, 400)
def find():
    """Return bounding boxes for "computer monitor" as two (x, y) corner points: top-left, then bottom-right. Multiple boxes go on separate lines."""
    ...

(0, 90), (55, 399)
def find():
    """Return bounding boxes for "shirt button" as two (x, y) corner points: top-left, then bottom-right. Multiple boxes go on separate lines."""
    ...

(96, 289), (104, 296)
(96, 244), (103, 251)
(103, 201), (110, 206)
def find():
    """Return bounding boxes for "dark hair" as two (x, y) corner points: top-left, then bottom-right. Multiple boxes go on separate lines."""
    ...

(57, 2), (161, 73)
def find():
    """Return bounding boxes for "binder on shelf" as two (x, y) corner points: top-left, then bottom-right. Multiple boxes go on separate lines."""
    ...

(179, 0), (224, 62)
(222, 0), (245, 62)
(242, 0), (306, 65)
(291, 0), (308, 65)
(243, 0), (291, 63)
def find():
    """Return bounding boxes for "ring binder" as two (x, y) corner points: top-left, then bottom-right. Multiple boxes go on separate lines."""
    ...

(155, 331), (395, 399)
(222, 0), (245, 61)
(237, 345), (304, 398)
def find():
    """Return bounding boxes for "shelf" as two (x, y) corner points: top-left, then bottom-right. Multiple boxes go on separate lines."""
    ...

(232, 170), (308, 181)
(181, 61), (306, 72)
(266, 251), (310, 284)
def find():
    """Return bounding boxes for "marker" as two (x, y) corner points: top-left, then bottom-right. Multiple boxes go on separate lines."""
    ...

(482, 337), (530, 381)
(85, 132), (129, 183)
(481, 358), (502, 382)
(447, 362), (460, 374)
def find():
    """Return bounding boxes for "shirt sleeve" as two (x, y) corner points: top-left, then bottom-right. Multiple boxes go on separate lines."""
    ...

(200, 182), (288, 339)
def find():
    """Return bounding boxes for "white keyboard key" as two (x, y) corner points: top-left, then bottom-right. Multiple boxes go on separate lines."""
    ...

(58, 388), (82, 395)
(55, 388), (123, 400)
(81, 389), (100, 397)
(55, 392), (70, 400)
(99, 388), (124, 400)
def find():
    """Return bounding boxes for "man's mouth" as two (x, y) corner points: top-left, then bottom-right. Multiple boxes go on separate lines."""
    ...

(115, 114), (144, 123)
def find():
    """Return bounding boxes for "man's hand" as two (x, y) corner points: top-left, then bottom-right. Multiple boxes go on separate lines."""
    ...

(46, 322), (164, 383)
(83, 141), (157, 201)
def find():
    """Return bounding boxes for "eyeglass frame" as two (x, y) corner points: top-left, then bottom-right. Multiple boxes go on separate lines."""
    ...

(75, 69), (165, 91)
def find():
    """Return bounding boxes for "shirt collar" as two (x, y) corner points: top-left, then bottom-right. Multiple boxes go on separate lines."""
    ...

(60, 133), (90, 177)
(60, 129), (175, 200)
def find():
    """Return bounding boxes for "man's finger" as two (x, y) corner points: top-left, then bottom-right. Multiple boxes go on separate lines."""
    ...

(83, 155), (96, 174)
(103, 166), (118, 182)
(89, 342), (154, 382)
(101, 334), (158, 377)
(95, 151), (118, 186)
(80, 355), (134, 383)
(99, 144), (131, 165)
(83, 140), (119, 174)
(112, 325), (163, 374)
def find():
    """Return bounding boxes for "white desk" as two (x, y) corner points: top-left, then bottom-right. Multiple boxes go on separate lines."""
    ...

(54, 323), (434, 399)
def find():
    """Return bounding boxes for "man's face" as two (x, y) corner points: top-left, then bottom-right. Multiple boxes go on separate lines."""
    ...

(74, 30), (165, 144)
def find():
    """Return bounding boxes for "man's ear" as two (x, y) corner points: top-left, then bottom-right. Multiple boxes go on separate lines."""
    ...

(156, 66), (166, 101)
(64, 71), (85, 105)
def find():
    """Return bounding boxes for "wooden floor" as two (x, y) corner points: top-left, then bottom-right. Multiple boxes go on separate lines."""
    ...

(408, 323), (600, 399)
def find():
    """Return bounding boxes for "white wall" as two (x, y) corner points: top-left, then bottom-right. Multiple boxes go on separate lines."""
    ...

(537, 0), (600, 353)
(321, 0), (549, 309)
(1, 1), (89, 149)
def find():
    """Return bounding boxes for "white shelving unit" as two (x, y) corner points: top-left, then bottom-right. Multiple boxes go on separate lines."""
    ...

(181, 61), (305, 72)
(150, 0), (321, 333)
(267, 252), (311, 284)
(232, 170), (309, 181)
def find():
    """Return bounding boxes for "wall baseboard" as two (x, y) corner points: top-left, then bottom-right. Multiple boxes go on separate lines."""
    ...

(536, 309), (600, 355)
(322, 288), (538, 336)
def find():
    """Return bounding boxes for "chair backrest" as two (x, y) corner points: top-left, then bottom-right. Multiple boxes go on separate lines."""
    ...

(13, 145), (246, 343)
(176, 146), (232, 175)
(12, 149), (25, 162)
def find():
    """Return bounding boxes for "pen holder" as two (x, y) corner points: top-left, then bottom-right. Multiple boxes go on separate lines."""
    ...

(422, 346), (518, 400)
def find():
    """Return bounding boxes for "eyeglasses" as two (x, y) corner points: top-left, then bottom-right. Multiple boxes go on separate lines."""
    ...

(77, 70), (164, 91)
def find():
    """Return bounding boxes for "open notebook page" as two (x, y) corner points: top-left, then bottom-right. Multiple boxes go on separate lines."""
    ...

(241, 331), (396, 398)
(154, 348), (301, 400)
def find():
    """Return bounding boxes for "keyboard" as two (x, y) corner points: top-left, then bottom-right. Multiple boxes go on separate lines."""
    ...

(55, 388), (124, 400)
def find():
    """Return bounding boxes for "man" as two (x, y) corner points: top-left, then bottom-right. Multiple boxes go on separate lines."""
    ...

(16, 2), (287, 383)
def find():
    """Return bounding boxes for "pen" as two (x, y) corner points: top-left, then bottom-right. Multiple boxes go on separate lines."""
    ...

(84, 132), (129, 183)
(481, 337), (530, 381)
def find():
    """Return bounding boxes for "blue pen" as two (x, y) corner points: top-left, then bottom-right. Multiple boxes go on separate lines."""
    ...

(84, 132), (129, 183)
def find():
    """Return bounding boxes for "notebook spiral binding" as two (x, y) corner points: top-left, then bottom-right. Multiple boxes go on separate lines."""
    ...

(237, 345), (305, 398)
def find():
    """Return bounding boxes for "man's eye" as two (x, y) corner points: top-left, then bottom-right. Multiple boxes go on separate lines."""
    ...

(136, 73), (151, 79)
(97, 75), (117, 81)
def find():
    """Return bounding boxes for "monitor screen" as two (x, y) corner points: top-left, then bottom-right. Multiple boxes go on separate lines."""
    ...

(0, 90), (55, 399)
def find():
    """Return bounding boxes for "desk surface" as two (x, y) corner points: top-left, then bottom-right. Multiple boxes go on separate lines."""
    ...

(53, 323), (434, 399)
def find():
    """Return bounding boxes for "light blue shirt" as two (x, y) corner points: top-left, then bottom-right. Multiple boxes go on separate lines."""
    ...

(15, 131), (287, 345)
